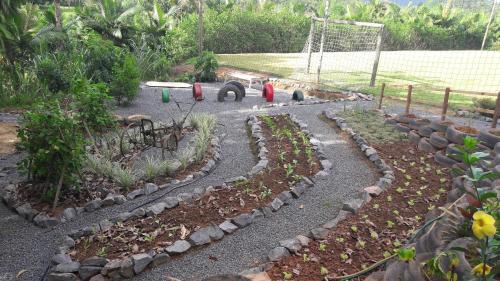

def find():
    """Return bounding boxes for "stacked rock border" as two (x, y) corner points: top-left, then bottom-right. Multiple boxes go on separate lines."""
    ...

(0, 134), (222, 228)
(46, 114), (331, 281)
(231, 110), (396, 277)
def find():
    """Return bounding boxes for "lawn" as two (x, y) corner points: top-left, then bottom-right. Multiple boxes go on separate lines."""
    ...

(218, 50), (500, 110)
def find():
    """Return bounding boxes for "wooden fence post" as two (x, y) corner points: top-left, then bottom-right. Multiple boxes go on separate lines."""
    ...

(441, 87), (451, 121)
(370, 26), (384, 87)
(305, 18), (316, 74)
(316, 0), (330, 83)
(378, 83), (386, 110)
(405, 85), (413, 115)
(492, 92), (500, 129)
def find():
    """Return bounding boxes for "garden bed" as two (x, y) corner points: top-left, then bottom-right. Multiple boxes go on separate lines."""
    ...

(1, 114), (221, 226)
(47, 114), (327, 281)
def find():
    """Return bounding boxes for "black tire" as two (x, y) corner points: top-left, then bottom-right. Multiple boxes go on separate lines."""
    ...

(418, 138), (436, 153)
(478, 130), (500, 149)
(225, 81), (246, 97)
(217, 84), (243, 102)
(445, 126), (467, 145)
(292, 90), (304, 101)
(409, 119), (430, 130)
(418, 125), (434, 137)
(395, 123), (411, 133)
(429, 132), (449, 149)
(446, 144), (462, 161)
(434, 151), (458, 168)
(430, 120), (454, 133)
(409, 130), (421, 146)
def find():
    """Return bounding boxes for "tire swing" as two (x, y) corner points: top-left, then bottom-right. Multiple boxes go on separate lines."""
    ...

(224, 81), (246, 97)
(262, 83), (274, 102)
(292, 90), (304, 101)
(192, 82), (203, 101)
(162, 88), (170, 103)
(217, 84), (243, 102)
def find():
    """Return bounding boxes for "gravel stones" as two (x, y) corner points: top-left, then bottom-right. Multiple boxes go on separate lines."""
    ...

(268, 247), (290, 262)
(132, 253), (153, 274)
(47, 273), (78, 281)
(165, 240), (192, 255)
(219, 220), (238, 234)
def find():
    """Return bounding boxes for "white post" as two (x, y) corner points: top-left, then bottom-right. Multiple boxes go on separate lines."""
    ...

(370, 25), (384, 87)
(305, 18), (316, 74)
(481, 0), (497, 51)
(316, 0), (330, 84)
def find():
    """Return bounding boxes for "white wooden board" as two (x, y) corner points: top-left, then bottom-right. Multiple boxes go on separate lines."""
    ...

(145, 81), (192, 88)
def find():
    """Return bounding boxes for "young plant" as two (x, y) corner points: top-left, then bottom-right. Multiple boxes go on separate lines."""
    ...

(112, 166), (137, 190)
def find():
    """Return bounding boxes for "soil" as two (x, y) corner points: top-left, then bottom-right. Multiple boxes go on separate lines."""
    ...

(267, 141), (451, 281)
(0, 122), (18, 154)
(14, 127), (211, 217)
(455, 126), (479, 135)
(490, 130), (500, 136)
(72, 114), (321, 261)
(307, 90), (351, 101)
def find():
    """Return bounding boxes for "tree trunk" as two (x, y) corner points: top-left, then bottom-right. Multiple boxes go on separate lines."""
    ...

(54, 0), (62, 31)
(197, 0), (204, 55)
(52, 163), (67, 214)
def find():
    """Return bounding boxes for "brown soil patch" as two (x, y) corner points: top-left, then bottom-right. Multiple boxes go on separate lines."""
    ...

(0, 122), (18, 154)
(308, 89), (351, 100)
(268, 141), (451, 280)
(72, 114), (321, 261)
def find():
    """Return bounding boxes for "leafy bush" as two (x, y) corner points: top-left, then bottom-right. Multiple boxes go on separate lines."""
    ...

(84, 38), (119, 85)
(110, 53), (140, 105)
(17, 101), (86, 187)
(131, 35), (171, 81)
(35, 56), (70, 93)
(71, 80), (115, 133)
(193, 51), (218, 82)
(473, 97), (496, 110)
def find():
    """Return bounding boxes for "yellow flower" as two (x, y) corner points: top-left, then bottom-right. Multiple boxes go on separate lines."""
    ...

(472, 211), (496, 239)
(472, 263), (492, 277)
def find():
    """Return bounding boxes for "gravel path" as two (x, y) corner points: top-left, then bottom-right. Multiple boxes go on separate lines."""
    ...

(1, 84), (376, 281)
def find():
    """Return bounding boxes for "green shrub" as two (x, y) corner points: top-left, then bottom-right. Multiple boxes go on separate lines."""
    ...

(131, 35), (171, 81)
(35, 56), (70, 94)
(17, 101), (86, 187)
(71, 80), (115, 133)
(84, 38), (119, 84)
(193, 51), (218, 82)
(110, 53), (140, 105)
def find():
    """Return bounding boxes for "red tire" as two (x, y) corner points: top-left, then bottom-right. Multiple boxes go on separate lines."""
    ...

(192, 83), (203, 101)
(264, 84), (274, 102)
(262, 83), (274, 101)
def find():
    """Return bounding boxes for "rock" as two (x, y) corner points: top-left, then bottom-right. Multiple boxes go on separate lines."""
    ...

(79, 266), (103, 281)
(34, 213), (59, 228)
(177, 193), (193, 203)
(101, 259), (122, 276)
(377, 178), (392, 189)
(495, 142), (500, 154)
(320, 160), (332, 170)
(47, 273), (78, 281)
(132, 253), (152, 274)
(52, 254), (72, 265)
(225, 176), (247, 185)
(206, 225), (224, 240)
(165, 240), (191, 254)
(243, 272), (272, 281)
(219, 220), (238, 234)
(365, 148), (377, 157)
(61, 208), (77, 221)
(55, 262), (81, 273)
(82, 256), (108, 267)
(323, 210), (350, 229)
(231, 213), (253, 228)
(84, 199), (103, 212)
(119, 258), (134, 278)
(101, 196), (115, 207)
(16, 203), (36, 221)
(130, 208), (146, 218)
(127, 189), (144, 200)
(310, 227), (329, 240)
(269, 198), (284, 211)
(189, 229), (211, 246)
(296, 235), (311, 246)
(113, 195), (126, 204)
(342, 198), (364, 213)
(268, 247), (290, 262)
(364, 186), (383, 196)
(89, 274), (107, 281)
(251, 209), (264, 220)
(146, 202), (167, 216)
(163, 197), (179, 209)
(144, 183), (159, 195)
(115, 212), (131, 222)
(261, 206), (273, 217)
(277, 191), (293, 205)
(418, 138), (436, 153)
(99, 220), (113, 232)
(279, 238), (302, 252)
(290, 184), (307, 198)
(63, 236), (75, 248)
(151, 253), (170, 267)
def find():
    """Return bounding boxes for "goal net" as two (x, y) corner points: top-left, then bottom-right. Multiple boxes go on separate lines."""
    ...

(292, 17), (384, 90)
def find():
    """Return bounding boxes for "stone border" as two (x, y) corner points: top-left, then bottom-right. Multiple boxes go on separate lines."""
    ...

(0, 133), (222, 228)
(46, 114), (331, 281)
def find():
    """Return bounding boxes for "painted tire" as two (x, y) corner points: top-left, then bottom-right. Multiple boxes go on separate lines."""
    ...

(292, 90), (304, 101)
(225, 81), (246, 97)
(265, 86), (274, 102)
(192, 83), (203, 101)
(162, 88), (170, 103)
(262, 83), (274, 99)
(217, 84), (243, 102)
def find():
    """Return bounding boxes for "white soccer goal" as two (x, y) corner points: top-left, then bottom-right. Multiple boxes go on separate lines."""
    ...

(294, 16), (384, 89)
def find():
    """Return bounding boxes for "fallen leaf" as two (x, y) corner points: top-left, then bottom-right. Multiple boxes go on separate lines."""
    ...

(299, 204), (304, 209)
(180, 224), (189, 240)
(16, 269), (27, 279)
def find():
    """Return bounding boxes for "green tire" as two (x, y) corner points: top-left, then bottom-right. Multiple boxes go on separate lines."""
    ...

(162, 88), (170, 103)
